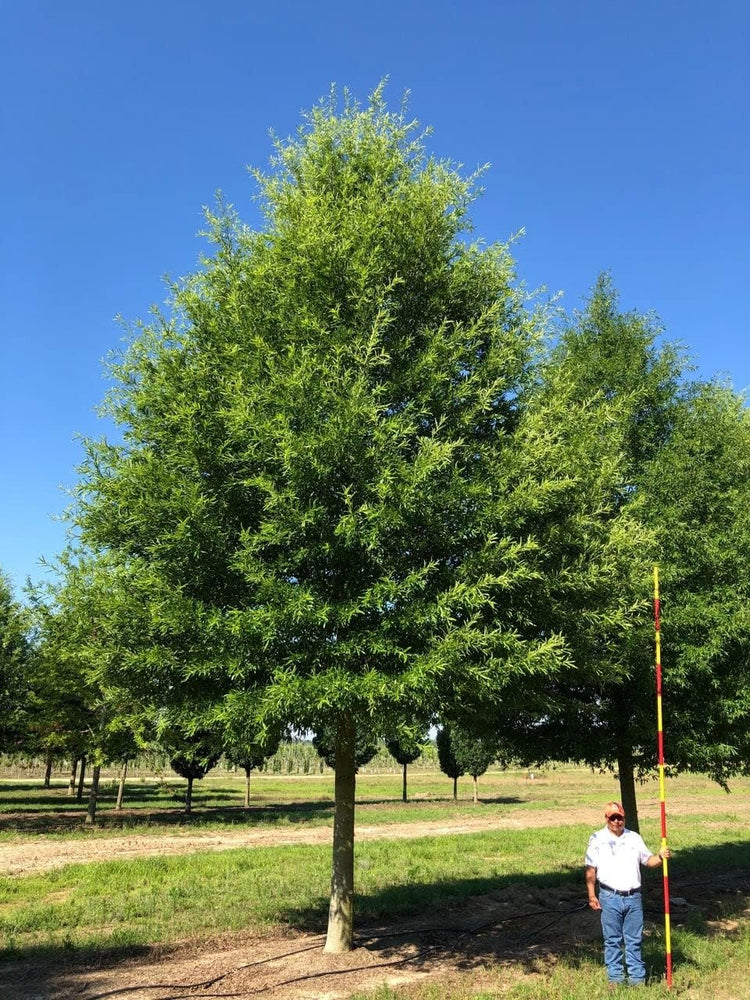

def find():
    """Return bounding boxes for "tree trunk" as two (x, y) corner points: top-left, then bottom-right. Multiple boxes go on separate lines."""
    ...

(43, 753), (53, 788)
(76, 756), (87, 802)
(244, 767), (252, 809)
(185, 775), (193, 814)
(324, 714), (356, 953)
(85, 765), (101, 825)
(116, 760), (128, 810)
(453, 775), (458, 801)
(67, 759), (78, 796)
(402, 763), (407, 803)
(617, 749), (640, 833)
(473, 775), (478, 804)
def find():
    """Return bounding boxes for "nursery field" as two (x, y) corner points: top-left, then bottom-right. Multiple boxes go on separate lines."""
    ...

(0, 767), (748, 1000)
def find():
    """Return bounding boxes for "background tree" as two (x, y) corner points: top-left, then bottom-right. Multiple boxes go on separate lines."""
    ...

(450, 723), (497, 803)
(0, 571), (31, 761)
(161, 722), (223, 814)
(73, 88), (644, 951)
(385, 724), (428, 802)
(223, 696), (283, 808)
(503, 276), (750, 828)
(642, 383), (750, 783)
(313, 722), (378, 773)
(436, 724), (465, 800)
(27, 554), (155, 822)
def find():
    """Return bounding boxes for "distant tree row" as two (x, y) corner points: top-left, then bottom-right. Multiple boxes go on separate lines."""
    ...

(2, 85), (749, 952)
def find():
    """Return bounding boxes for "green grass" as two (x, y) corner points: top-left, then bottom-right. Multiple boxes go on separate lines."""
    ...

(1, 813), (747, 960)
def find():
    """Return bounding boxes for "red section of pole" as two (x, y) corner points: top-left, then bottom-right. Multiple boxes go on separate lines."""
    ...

(654, 566), (673, 988)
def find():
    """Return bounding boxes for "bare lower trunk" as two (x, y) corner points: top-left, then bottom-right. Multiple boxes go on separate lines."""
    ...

(402, 763), (407, 803)
(617, 750), (640, 833)
(85, 765), (101, 825)
(67, 759), (78, 796)
(76, 756), (87, 802)
(324, 715), (356, 953)
(244, 768), (251, 809)
(44, 753), (53, 788)
(185, 776), (194, 814)
(473, 775), (478, 804)
(116, 761), (128, 810)
(453, 775), (458, 801)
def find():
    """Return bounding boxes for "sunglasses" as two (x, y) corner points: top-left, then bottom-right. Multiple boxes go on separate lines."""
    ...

(607, 814), (625, 822)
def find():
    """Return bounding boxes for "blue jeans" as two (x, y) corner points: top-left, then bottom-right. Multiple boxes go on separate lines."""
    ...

(599, 887), (646, 984)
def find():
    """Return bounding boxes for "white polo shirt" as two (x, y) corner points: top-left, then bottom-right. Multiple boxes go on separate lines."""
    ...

(584, 826), (653, 892)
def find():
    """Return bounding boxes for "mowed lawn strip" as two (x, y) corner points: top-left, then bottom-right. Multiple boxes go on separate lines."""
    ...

(1, 815), (748, 959)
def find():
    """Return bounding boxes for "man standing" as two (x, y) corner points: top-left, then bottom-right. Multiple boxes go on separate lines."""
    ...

(585, 801), (671, 987)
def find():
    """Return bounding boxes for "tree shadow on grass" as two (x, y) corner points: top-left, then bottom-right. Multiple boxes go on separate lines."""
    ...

(252, 838), (750, 943)
(355, 795), (526, 806)
(0, 782), (173, 812)
(1, 841), (747, 999)
(474, 796), (526, 806)
(0, 797), (338, 835)
(1, 787), (530, 837)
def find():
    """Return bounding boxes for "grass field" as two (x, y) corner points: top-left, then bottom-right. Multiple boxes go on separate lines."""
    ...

(0, 767), (748, 999)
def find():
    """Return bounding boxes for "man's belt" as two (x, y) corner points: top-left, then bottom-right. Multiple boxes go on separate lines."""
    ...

(599, 883), (641, 897)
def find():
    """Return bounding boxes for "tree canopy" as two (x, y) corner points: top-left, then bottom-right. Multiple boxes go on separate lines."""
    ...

(497, 276), (750, 826)
(0, 571), (31, 757)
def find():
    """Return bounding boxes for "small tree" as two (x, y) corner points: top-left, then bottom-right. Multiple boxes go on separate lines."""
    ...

(162, 726), (222, 814)
(385, 726), (428, 802)
(313, 722), (378, 772)
(451, 725), (496, 804)
(436, 725), (465, 800)
(223, 700), (283, 808)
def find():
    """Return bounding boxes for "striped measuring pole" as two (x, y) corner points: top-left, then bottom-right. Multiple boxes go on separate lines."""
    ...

(653, 565), (673, 987)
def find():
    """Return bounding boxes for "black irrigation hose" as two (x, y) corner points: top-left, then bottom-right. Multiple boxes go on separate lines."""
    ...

(119, 945), (448, 1000)
(81, 902), (592, 1000)
(79, 939), (328, 998)
(669, 874), (750, 891)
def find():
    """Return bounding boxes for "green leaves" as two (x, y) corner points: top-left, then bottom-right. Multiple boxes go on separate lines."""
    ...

(0, 571), (31, 754)
(500, 275), (750, 805)
(72, 87), (566, 735)
(68, 89), (745, 790)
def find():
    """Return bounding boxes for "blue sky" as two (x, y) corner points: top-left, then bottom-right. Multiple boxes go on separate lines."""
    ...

(2, 0), (748, 596)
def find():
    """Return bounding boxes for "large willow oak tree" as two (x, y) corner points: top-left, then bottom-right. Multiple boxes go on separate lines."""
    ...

(76, 87), (637, 951)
